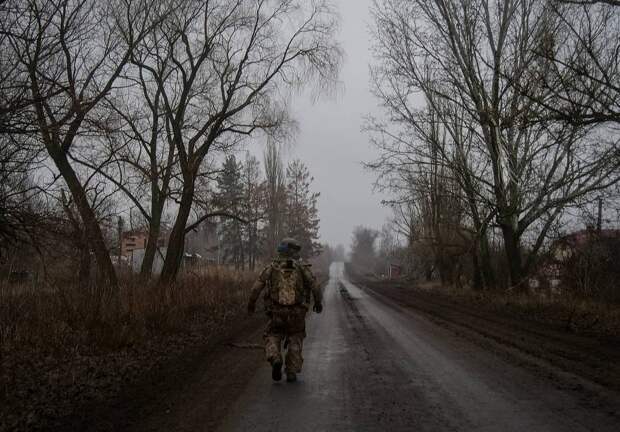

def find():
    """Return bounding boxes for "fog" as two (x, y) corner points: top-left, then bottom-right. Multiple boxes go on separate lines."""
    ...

(286, 0), (392, 249)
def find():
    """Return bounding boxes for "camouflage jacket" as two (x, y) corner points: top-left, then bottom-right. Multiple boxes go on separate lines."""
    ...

(248, 257), (322, 311)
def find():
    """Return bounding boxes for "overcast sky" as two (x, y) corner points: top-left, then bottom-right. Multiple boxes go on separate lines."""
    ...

(285, 0), (391, 249)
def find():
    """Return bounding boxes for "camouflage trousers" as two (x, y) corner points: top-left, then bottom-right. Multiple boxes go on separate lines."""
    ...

(264, 304), (307, 373)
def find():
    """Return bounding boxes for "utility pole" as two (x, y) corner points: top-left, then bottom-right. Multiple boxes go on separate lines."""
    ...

(117, 216), (124, 266)
(597, 197), (603, 232)
(217, 221), (221, 265)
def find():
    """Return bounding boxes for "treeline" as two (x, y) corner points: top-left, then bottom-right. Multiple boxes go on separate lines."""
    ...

(212, 150), (321, 271)
(0, 0), (341, 295)
(364, 0), (620, 292)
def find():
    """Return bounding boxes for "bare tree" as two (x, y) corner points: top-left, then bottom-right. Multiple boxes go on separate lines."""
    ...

(71, 67), (180, 277)
(0, 136), (46, 258)
(370, 0), (620, 288)
(0, 2), (36, 136)
(367, 89), (499, 288)
(2, 0), (166, 293)
(58, 180), (120, 287)
(0, 2), (44, 248)
(130, 0), (341, 283)
(525, 1), (620, 126)
(369, 138), (471, 285)
(350, 226), (379, 274)
(559, 1), (620, 8)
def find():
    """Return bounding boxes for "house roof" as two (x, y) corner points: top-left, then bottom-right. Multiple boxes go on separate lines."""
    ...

(555, 229), (620, 248)
(122, 229), (147, 238)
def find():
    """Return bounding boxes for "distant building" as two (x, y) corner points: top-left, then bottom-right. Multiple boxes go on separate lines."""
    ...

(552, 229), (620, 262)
(118, 229), (169, 273)
(121, 229), (170, 257)
(121, 230), (148, 257)
(117, 221), (220, 273)
(532, 228), (620, 291)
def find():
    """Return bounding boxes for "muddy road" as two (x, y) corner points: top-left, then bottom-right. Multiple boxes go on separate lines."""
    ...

(127, 262), (619, 432)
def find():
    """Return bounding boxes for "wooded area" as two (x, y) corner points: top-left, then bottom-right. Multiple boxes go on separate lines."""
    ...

(0, 0), (341, 296)
(360, 0), (620, 299)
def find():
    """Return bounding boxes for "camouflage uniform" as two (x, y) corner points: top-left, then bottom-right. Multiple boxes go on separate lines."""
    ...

(248, 255), (322, 374)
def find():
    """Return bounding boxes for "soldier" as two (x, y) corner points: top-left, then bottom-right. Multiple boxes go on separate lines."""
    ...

(247, 238), (323, 383)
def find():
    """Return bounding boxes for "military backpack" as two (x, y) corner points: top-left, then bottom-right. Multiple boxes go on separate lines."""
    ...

(269, 259), (305, 306)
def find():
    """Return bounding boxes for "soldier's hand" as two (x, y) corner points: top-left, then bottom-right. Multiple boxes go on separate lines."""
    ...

(247, 303), (256, 315)
(313, 302), (323, 314)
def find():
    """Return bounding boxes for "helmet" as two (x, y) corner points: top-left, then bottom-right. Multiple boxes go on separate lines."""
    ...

(277, 238), (301, 255)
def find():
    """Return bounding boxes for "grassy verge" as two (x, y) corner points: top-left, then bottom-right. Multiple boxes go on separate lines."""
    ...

(346, 264), (620, 340)
(0, 266), (256, 432)
(418, 283), (620, 339)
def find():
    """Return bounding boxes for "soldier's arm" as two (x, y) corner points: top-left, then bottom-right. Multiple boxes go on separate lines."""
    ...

(248, 266), (270, 313)
(301, 265), (322, 305)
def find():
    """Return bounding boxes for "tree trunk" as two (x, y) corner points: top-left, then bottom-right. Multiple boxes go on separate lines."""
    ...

(51, 151), (118, 293)
(140, 201), (163, 277)
(477, 230), (495, 290)
(249, 221), (258, 270)
(500, 223), (524, 289)
(159, 180), (195, 284)
(465, 193), (495, 290)
(472, 252), (483, 290)
(425, 266), (433, 281)
(140, 222), (160, 277)
(78, 230), (92, 286)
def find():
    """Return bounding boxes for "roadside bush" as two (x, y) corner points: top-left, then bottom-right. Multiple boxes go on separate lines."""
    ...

(560, 236), (620, 303)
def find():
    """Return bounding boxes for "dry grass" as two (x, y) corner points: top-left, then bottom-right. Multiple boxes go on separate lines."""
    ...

(0, 266), (258, 431)
(346, 262), (620, 338)
(0, 265), (256, 356)
(416, 281), (620, 338)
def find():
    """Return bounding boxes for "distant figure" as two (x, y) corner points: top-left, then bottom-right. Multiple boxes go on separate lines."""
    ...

(247, 238), (323, 382)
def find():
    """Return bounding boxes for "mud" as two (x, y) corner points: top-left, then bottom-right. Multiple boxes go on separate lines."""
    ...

(52, 264), (620, 431)
(217, 264), (620, 431)
(358, 277), (620, 393)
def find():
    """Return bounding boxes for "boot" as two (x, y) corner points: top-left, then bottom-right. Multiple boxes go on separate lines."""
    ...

(286, 371), (297, 382)
(271, 360), (283, 381)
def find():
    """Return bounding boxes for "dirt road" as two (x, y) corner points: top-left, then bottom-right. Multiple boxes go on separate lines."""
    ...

(121, 262), (619, 432)
(216, 263), (619, 432)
